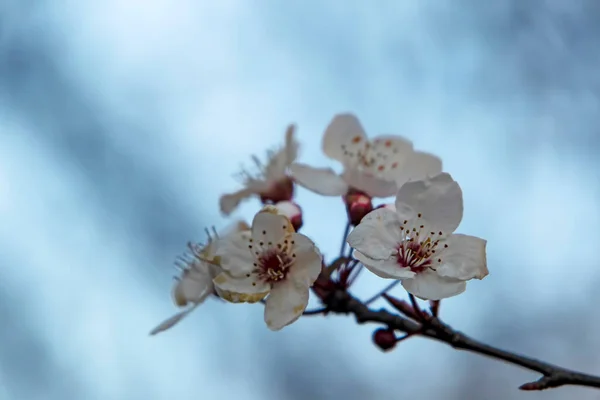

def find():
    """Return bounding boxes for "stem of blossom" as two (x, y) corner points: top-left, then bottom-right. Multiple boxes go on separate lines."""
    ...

(429, 300), (441, 317)
(363, 280), (400, 306)
(302, 307), (327, 316)
(408, 293), (427, 322)
(346, 262), (364, 287)
(339, 222), (351, 257)
(322, 288), (600, 392)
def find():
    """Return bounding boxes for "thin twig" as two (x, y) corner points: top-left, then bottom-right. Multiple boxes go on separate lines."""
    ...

(339, 222), (351, 257)
(302, 307), (327, 316)
(322, 288), (600, 392)
(363, 280), (400, 305)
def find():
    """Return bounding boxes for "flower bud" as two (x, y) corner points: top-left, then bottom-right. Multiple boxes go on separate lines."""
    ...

(273, 201), (303, 231)
(344, 189), (373, 226)
(260, 177), (294, 204)
(373, 328), (397, 352)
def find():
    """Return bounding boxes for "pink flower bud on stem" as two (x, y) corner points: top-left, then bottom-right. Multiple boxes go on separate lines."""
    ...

(343, 189), (373, 226)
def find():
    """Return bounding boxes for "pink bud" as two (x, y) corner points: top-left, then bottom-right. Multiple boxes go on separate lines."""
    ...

(273, 201), (303, 231)
(344, 189), (373, 225)
(373, 328), (397, 351)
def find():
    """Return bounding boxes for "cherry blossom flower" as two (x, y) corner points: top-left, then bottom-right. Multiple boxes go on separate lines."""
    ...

(273, 200), (303, 231)
(346, 173), (488, 300)
(213, 206), (323, 330)
(290, 113), (442, 198)
(149, 221), (250, 335)
(219, 124), (299, 215)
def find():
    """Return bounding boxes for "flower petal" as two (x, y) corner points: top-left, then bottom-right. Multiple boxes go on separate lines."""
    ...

(401, 271), (466, 300)
(149, 304), (200, 335)
(172, 267), (213, 306)
(346, 208), (402, 260)
(354, 250), (415, 279)
(342, 169), (398, 198)
(219, 188), (256, 215)
(215, 231), (255, 277)
(251, 209), (293, 247)
(273, 201), (301, 220)
(395, 173), (463, 235)
(392, 151), (443, 187)
(289, 163), (348, 196)
(437, 234), (488, 280)
(288, 233), (323, 286)
(322, 113), (368, 163)
(264, 279), (309, 331)
(213, 272), (270, 303)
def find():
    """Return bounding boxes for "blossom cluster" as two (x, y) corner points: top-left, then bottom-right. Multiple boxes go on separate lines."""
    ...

(150, 113), (488, 334)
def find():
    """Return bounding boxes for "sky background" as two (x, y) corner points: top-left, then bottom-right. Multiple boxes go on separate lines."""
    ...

(2, 0), (600, 399)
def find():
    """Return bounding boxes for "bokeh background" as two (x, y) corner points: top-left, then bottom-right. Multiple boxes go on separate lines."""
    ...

(2, 0), (600, 399)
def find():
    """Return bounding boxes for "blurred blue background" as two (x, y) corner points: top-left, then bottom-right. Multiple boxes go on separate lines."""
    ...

(1, 0), (600, 399)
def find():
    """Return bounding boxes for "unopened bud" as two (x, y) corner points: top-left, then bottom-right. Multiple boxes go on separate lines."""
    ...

(260, 177), (294, 204)
(373, 328), (397, 352)
(344, 190), (373, 225)
(273, 201), (303, 231)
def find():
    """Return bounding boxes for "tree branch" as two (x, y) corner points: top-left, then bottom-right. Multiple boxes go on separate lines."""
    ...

(322, 288), (600, 391)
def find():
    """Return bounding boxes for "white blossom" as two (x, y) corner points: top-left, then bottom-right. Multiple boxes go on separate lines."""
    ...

(213, 206), (322, 330)
(290, 113), (442, 198)
(220, 124), (298, 215)
(347, 173), (488, 300)
(149, 221), (250, 335)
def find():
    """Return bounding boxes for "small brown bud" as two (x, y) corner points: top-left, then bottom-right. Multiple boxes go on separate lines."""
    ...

(373, 328), (397, 351)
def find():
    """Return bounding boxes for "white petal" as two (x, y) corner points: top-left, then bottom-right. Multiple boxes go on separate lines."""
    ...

(215, 231), (256, 277)
(289, 163), (348, 196)
(172, 267), (213, 306)
(288, 233), (323, 286)
(264, 279), (309, 331)
(322, 113), (368, 163)
(392, 151), (443, 187)
(395, 173), (463, 235)
(219, 188), (256, 215)
(437, 234), (488, 280)
(149, 303), (200, 335)
(213, 272), (270, 303)
(354, 250), (415, 279)
(284, 123), (299, 165)
(401, 271), (466, 300)
(251, 210), (292, 246)
(273, 201), (301, 220)
(342, 169), (398, 198)
(346, 208), (402, 260)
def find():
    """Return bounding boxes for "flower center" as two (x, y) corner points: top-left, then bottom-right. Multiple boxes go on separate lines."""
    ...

(340, 138), (403, 174)
(255, 249), (294, 283)
(397, 214), (448, 273)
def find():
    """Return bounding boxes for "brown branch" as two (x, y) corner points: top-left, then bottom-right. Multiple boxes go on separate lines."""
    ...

(322, 288), (600, 392)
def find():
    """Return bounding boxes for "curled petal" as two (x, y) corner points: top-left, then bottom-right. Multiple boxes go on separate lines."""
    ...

(213, 272), (270, 303)
(438, 234), (488, 280)
(264, 279), (310, 331)
(346, 208), (402, 260)
(395, 173), (463, 235)
(289, 163), (348, 196)
(401, 271), (466, 301)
